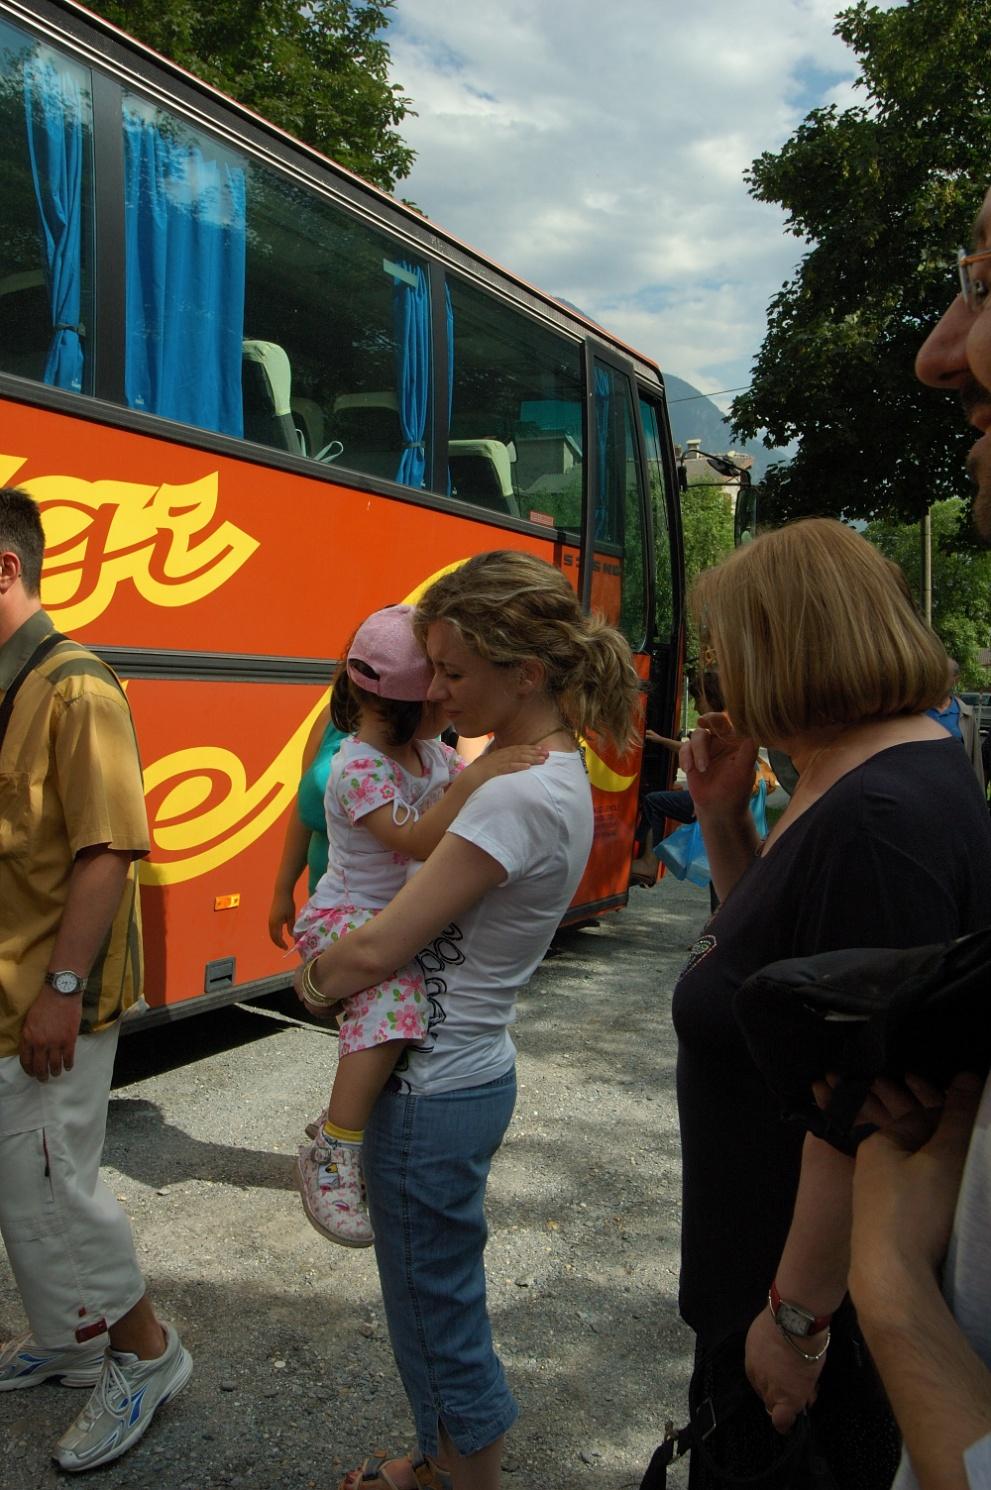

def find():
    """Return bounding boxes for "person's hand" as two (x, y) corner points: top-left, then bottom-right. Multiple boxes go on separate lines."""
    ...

(465, 744), (549, 783)
(812, 1070), (945, 1133)
(745, 1303), (826, 1434)
(849, 1072), (982, 1308)
(678, 711), (757, 815)
(268, 889), (297, 950)
(645, 728), (683, 750)
(19, 988), (83, 1081)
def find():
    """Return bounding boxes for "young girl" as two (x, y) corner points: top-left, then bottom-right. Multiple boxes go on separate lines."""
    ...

(294, 603), (543, 1247)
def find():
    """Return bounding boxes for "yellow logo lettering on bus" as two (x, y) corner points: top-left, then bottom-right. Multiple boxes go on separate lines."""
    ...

(139, 693), (328, 886)
(0, 458), (259, 630)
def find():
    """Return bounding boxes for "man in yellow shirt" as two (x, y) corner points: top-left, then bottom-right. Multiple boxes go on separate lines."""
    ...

(0, 487), (192, 1471)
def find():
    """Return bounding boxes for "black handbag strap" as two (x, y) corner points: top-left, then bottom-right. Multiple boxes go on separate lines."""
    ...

(0, 629), (66, 751)
(640, 1387), (813, 1490)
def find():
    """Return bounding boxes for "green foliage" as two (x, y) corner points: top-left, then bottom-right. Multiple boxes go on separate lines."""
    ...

(680, 476), (735, 659)
(91, 0), (414, 192)
(866, 499), (991, 684)
(733, 0), (991, 527)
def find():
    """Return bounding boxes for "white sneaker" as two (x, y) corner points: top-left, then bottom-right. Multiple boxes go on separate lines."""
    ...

(0, 1332), (106, 1391)
(297, 1135), (373, 1247)
(54, 1321), (192, 1472)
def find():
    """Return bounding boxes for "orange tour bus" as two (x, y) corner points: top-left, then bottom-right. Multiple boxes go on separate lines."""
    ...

(0, 0), (685, 1027)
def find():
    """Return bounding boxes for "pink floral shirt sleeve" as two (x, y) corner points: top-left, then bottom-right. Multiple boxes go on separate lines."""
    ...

(337, 753), (405, 825)
(443, 743), (467, 784)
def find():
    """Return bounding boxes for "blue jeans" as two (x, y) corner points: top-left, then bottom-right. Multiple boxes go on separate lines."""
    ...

(643, 788), (696, 841)
(363, 1068), (518, 1459)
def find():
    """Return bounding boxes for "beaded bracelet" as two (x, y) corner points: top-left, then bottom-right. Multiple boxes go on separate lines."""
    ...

(770, 1306), (831, 1363)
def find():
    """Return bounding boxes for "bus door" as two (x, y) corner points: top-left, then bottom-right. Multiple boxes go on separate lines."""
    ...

(556, 347), (657, 914)
(636, 384), (685, 801)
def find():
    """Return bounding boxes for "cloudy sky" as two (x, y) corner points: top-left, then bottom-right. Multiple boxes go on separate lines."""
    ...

(386, 1), (899, 416)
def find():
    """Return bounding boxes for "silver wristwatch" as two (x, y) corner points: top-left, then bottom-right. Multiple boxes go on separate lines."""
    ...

(44, 970), (88, 997)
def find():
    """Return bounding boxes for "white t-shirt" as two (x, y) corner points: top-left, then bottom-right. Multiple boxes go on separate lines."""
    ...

(893, 1073), (991, 1490)
(308, 736), (462, 913)
(394, 749), (593, 1095)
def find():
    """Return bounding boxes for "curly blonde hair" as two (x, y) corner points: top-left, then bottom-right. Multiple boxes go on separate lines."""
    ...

(413, 550), (641, 749)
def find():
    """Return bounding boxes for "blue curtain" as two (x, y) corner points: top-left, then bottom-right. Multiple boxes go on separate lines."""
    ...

(123, 104), (246, 436)
(23, 50), (87, 393)
(393, 262), (430, 488)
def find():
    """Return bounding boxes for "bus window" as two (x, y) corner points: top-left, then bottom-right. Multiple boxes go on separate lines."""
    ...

(592, 360), (649, 648)
(0, 22), (94, 392)
(447, 275), (583, 525)
(639, 393), (675, 638)
(121, 94), (434, 481)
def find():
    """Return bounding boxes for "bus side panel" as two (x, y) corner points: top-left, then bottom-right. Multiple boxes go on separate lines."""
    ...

(0, 397), (565, 658)
(127, 677), (328, 1008)
(1, 396), (650, 1007)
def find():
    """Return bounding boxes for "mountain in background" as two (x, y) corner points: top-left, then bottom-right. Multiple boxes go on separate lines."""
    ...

(664, 373), (782, 482)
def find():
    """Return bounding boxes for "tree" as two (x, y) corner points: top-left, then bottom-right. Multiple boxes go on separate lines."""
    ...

(679, 474), (735, 664)
(91, 0), (415, 193)
(732, 0), (991, 530)
(866, 500), (991, 684)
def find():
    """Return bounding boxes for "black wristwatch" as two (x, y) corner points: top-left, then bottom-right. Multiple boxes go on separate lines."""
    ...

(44, 970), (88, 997)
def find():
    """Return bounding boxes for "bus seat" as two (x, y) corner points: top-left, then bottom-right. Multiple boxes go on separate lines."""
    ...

(513, 429), (581, 491)
(449, 439), (519, 516)
(332, 391), (403, 480)
(291, 396), (326, 457)
(242, 339), (299, 452)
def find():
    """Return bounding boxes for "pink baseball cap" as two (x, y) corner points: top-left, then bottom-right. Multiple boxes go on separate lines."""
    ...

(346, 604), (434, 701)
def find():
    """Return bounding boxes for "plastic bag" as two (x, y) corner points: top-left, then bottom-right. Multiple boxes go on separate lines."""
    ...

(656, 779), (768, 890)
(656, 819), (711, 887)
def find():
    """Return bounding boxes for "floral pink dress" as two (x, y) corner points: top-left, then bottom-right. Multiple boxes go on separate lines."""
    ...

(293, 737), (463, 1055)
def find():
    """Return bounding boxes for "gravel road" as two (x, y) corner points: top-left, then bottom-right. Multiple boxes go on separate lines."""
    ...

(0, 872), (711, 1490)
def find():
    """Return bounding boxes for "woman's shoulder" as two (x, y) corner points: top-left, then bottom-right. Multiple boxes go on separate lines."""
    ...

(462, 750), (591, 819)
(856, 736), (979, 796)
(812, 737), (990, 850)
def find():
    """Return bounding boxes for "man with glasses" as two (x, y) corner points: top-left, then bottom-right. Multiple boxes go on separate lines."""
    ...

(844, 201), (991, 1490)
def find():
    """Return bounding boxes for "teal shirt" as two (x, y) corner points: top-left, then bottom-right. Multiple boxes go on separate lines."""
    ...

(297, 720), (347, 891)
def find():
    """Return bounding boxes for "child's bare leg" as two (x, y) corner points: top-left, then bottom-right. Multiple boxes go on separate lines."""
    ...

(439, 1424), (503, 1490)
(326, 1043), (408, 1132)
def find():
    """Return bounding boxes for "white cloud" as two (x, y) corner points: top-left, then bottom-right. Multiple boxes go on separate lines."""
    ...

(387, 0), (901, 412)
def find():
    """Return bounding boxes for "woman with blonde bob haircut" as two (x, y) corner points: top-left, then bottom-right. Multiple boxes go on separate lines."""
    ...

(693, 518), (950, 745)
(671, 518), (991, 1487)
(295, 549), (640, 1490)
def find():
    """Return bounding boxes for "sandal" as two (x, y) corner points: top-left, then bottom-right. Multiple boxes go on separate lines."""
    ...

(630, 854), (659, 887)
(338, 1453), (453, 1490)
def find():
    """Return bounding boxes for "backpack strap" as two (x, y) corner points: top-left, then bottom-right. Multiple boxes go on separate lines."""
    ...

(0, 629), (66, 751)
(640, 1385), (813, 1489)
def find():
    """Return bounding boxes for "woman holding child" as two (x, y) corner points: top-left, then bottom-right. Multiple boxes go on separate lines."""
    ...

(673, 519), (991, 1486)
(293, 550), (640, 1490)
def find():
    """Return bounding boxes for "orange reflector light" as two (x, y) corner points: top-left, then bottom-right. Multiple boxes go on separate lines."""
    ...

(214, 894), (240, 911)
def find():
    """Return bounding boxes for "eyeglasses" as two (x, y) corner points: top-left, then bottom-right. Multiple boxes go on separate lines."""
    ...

(957, 245), (991, 313)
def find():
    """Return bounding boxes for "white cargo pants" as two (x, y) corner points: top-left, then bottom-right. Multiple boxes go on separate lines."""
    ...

(0, 1025), (144, 1345)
